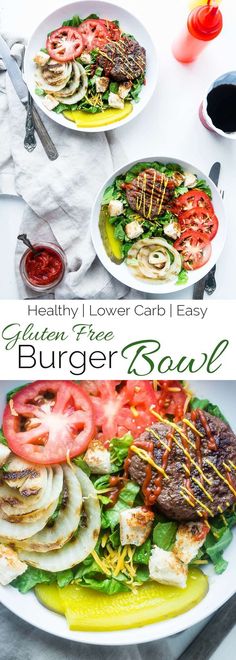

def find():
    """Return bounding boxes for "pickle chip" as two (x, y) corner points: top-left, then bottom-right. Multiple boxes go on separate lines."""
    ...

(35, 568), (208, 631)
(99, 206), (123, 264)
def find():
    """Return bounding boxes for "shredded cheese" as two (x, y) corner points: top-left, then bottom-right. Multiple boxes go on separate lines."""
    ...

(130, 406), (139, 418)
(91, 550), (111, 576)
(66, 450), (75, 472)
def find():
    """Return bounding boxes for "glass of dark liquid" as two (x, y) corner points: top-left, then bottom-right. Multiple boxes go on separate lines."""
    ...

(199, 72), (236, 139)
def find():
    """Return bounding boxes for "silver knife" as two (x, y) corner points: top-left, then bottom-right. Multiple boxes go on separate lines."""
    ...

(0, 34), (58, 161)
(192, 162), (221, 300)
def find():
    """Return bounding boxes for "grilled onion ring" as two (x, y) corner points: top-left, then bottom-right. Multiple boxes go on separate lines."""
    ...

(127, 237), (181, 282)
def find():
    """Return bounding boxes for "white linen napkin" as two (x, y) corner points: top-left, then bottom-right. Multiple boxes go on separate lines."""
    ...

(0, 34), (143, 299)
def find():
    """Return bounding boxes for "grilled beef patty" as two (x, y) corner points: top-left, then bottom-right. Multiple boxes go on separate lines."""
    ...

(124, 169), (176, 219)
(128, 411), (236, 520)
(97, 36), (146, 82)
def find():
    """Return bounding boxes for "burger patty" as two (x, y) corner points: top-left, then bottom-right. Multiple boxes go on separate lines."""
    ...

(124, 168), (176, 219)
(97, 36), (146, 82)
(128, 411), (236, 520)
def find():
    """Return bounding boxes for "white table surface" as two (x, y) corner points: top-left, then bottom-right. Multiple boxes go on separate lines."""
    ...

(0, 0), (236, 298)
(0, 1), (235, 657)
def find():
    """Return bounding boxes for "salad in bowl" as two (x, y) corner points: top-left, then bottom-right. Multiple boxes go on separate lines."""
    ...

(0, 380), (235, 642)
(91, 156), (226, 294)
(25, 2), (157, 131)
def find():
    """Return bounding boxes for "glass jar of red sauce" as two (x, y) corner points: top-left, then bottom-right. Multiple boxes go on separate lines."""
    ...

(20, 242), (66, 291)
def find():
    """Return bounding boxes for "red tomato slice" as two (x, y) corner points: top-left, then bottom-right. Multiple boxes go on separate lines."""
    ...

(153, 381), (189, 421)
(82, 380), (189, 442)
(100, 19), (121, 41)
(173, 189), (214, 214)
(78, 19), (109, 51)
(46, 27), (84, 62)
(174, 230), (212, 270)
(82, 380), (159, 442)
(179, 207), (219, 241)
(3, 381), (95, 465)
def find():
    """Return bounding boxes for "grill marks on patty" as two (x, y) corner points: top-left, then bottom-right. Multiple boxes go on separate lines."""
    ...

(97, 36), (146, 82)
(124, 169), (176, 219)
(128, 412), (236, 520)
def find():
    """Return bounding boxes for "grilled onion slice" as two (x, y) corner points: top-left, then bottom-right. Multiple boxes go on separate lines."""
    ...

(2, 456), (47, 495)
(127, 237), (181, 282)
(0, 468), (53, 522)
(0, 466), (63, 541)
(53, 62), (81, 98)
(17, 466), (82, 552)
(19, 467), (100, 571)
(54, 63), (88, 104)
(35, 60), (72, 92)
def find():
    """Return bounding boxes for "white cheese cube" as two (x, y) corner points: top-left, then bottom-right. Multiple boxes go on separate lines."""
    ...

(33, 51), (50, 66)
(108, 199), (124, 217)
(43, 94), (59, 111)
(0, 444), (11, 467)
(118, 82), (132, 99)
(125, 221), (144, 240)
(174, 522), (208, 565)
(164, 221), (181, 240)
(80, 52), (92, 64)
(149, 546), (187, 589)
(108, 92), (124, 110)
(0, 544), (27, 585)
(120, 506), (154, 546)
(95, 76), (109, 93)
(84, 440), (111, 474)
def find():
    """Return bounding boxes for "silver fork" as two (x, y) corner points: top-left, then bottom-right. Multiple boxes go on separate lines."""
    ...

(204, 187), (224, 296)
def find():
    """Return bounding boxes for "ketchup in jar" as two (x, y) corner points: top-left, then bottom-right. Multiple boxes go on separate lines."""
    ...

(20, 242), (66, 291)
(172, 1), (223, 64)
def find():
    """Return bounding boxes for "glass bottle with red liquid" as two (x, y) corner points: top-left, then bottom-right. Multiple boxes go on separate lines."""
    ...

(172, 1), (223, 63)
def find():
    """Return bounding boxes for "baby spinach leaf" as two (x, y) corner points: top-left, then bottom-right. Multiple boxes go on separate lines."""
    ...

(133, 538), (152, 565)
(110, 433), (133, 471)
(153, 521), (178, 550)
(190, 398), (228, 424)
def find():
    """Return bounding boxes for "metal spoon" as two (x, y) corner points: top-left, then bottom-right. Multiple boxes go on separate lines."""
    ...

(17, 234), (42, 256)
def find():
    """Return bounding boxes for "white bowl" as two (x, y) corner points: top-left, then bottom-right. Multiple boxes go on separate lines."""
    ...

(91, 155), (227, 294)
(24, 1), (157, 133)
(0, 380), (235, 646)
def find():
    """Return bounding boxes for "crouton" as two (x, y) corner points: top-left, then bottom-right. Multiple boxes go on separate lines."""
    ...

(174, 523), (208, 565)
(84, 439), (111, 474)
(33, 51), (50, 67)
(95, 76), (109, 93)
(108, 92), (124, 110)
(108, 199), (124, 217)
(0, 544), (27, 586)
(125, 220), (144, 240)
(149, 546), (187, 588)
(120, 507), (154, 546)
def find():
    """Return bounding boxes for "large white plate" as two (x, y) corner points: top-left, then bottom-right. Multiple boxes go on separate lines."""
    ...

(24, 1), (157, 133)
(0, 380), (235, 645)
(91, 156), (227, 294)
